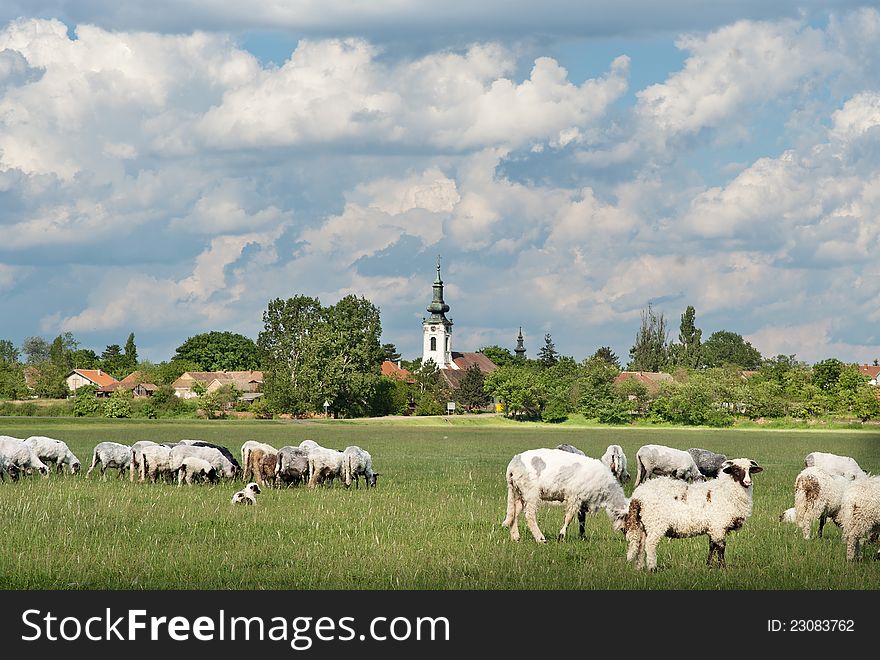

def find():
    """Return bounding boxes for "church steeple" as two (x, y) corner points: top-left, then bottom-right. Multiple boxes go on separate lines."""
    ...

(422, 255), (455, 369)
(515, 327), (526, 358)
(426, 256), (451, 323)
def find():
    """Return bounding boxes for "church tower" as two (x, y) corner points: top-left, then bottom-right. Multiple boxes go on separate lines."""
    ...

(515, 327), (526, 359)
(423, 256), (456, 369)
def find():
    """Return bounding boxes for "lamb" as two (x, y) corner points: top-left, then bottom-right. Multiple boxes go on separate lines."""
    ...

(601, 444), (630, 484)
(555, 443), (586, 456)
(625, 458), (763, 570)
(275, 446), (310, 487)
(804, 452), (867, 481)
(839, 476), (880, 561)
(129, 440), (158, 481)
(169, 445), (236, 480)
(792, 466), (852, 539)
(24, 436), (81, 474)
(687, 448), (728, 478)
(177, 457), (219, 486)
(87, 441), (132, 479)
(231, 482), (262, 505)
(307, 447), (345, 488)
(342, 445), (379, 488)
(779, 508), (797, 523)
(0, 435), (49, 479)
(633, 444), (703, 487)
(245, 447), (277, 487)
(240, 441), (277, 481)
(501, 448), (630, 543)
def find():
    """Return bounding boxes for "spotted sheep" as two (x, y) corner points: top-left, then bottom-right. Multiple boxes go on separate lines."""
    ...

(275, 446), (310, 487)
(0, 435), (49, 480)
(625, 458), (763, 571)
(804, 452), (867, 481)
(342, 445), (379, 488)
(501, 448), (630, 543)
(633, 444), (703, 487)
(87, 441), (132, 480)
(307, 447), (345, 488)
(24, 436), (81, 475)
(839, 476), (880, 561)
(177, 457), (219, 486)
(792, 466), (853, 539)
(687, 448), (728, 478)
(231, 482), (261, 505)
(169, 445), (236, 481)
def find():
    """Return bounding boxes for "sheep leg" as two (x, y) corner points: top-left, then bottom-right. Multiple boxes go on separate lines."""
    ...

(577, 503), (587, 539)
(509, 496), (523, 542)
(524, 501), (546, 543)
(557, 500), (580, 542)
(846, 533), (860, 561)
(644, 532), (662, 571)
(817, 515), (826, 538)
(502, 482), (517, 528)
(707, 539), (717, 566)
(100, 464), (108, 481)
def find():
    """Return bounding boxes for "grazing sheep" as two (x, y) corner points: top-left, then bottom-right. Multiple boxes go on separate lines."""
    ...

(231, 482), (262, 505)
(342, 446), (379, 489)
(779, 507), (797, 523)
(139, 444), (174, 482)
(687, 448), (728, 478)
(240, 441), (277, 481)
(804, 452), (867, 481)
(185, 441), (241, 474)
(555, 443), (586, 456)
(501, 448), (629, 543)
(634, 444), (703, 487)
(299, 439), (320, 451)
(24, 436), (81, 474)
(307, 447), (345, 488)
(246, 447), (277, 487)
(169, 445), (236, 480)
(840, 476), (880, 561)
(275, 446), (310, 487)
(601, 444), (630, 484)
(129, 440), (158, 481)
(625, 458), (763, 571)
(793, 466), (852, 539)
(177, 457), (219, 486)
(0, 455), (20, 482)
(87, 441), (132, 480)
(0, 436), (49, 479)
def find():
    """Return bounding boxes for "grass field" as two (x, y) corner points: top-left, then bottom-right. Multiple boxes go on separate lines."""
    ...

(1, 416), (879, 590)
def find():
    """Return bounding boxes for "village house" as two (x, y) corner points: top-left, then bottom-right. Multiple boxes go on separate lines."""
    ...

(65, 368), (118, 394)
(614, 371), (674, 394)
(172, 370), (263, 399)
(858, 364), (880, 386)
(96, 371), (158, 398)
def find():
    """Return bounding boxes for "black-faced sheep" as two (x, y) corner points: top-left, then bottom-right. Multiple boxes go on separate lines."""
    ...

(625, 458), (763, 570)
(231, 482), (261, 505)
(177, 457), (219, 485)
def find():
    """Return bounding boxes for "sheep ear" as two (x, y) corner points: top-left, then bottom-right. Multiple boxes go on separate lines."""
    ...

(721, 460), (735, 474)
(749, 462), (763, 474)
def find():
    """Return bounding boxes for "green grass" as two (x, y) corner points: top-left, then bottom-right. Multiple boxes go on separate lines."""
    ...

(1, 417), (879, 589)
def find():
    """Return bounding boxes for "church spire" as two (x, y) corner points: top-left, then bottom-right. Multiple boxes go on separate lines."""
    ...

(515, 326), (526, 358)
(426, 254), (451, 323)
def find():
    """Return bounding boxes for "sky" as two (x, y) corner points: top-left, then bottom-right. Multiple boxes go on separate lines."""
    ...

(1, 1), (880, 366)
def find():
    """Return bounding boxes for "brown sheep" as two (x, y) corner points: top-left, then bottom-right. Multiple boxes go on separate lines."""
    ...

(247, 447), (278, 487)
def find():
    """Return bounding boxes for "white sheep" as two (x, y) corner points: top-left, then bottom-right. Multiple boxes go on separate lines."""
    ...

(839, 476), (880, 561)
(625, 458), (764, 570)
(804, 452), (867, 481)
(601, 444), (630, 484)
(139, 444), (174, 482)
(169, 445), (236, 480)
(87, 441), (132, 479)
(231, 482), (262, 505)
(779, 507), (797, 523)
(633, 444), (703, 487)
(792, 466), (852, 539)
(240, 440), (277, 481)
(177, 457), (219, 486)
(501, 448), (629, 543)
(129, 440), (158, 481)
(0, 435), (49, 479)
(342, 445), (379, 488)
(24, 436), (81, 474)
(307, 447), (345, 488)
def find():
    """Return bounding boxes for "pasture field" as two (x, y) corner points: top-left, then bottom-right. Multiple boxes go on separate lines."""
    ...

(1, 417), (879, 590)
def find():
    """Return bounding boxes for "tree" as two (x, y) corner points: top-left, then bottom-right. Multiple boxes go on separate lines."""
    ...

(101, 344), (129, 379)
(592, 346), (621, 369)
(700, 330), (762, 369)
(381, 343), (401, 363)
(124, 333), (138, 371)
(669, 305), (702, 368)
(154, 359), (202, 385)
(69, 348), (101, 369)
(477, 345), (515, 367)
(454, 364), (490, 412)
(812, 358), (844, 391)
(22, 336), (51, 364)
(484, 364), (544, 418)
(627, 303), (669, 372)
(537, 333), (559, 369)
(0, 339), (20, 365)
(173, 331), (260, 372)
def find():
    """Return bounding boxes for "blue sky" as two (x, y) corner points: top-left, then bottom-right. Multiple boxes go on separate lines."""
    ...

(1, 1), (879, 365)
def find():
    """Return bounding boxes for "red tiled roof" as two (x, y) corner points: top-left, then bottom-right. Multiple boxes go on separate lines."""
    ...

(614, 371), (673, 393)
(439, 352), (498, 389)
(68, 369), (118, 387)
(858, 365), (880, 379)
(381, 361), (412, 381)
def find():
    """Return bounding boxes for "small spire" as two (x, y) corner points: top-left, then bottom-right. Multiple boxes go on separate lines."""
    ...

(515, 327), (526, 357)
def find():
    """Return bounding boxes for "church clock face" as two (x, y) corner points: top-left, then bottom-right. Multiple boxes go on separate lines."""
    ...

(430, 326), (436, 331)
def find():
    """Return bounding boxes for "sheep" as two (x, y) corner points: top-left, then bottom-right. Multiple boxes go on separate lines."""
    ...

(840, 476), (880, 561)
(342, 445), (379, 488)
(687, 448), (728, 478)
(275, 446), (310, 487)
(793, 466), (852, 539)
(501, 448), (630, 543)
(24, 436), (81, 475)
(245, 447), (277, 487)
(139, 444), (174, 482)
(804, 452), (867, 481)
(169, 445), (236, 480)
(0, 435), (49, 479)
(299, 439), (320, 452)
(184, 441), (241, 474)
(779, 507), (797, 523)
(307, 447), (345, 488)
(625, 458), (763, 571)
(555, 443), (586, 456)
(87, 441), (132, 480)
(177, 457), (219, 486)
(240, 441), (277, 481)
(633, 444), (703, 487)
(129, 440), (158, 481)
(601, 444), (630, 484)
(231, 482), (262, 505)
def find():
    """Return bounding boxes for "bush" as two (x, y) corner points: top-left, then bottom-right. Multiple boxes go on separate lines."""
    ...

(414, 393), (444, 416)
(596, 399), (632, 425)
(540, 397), (569, 423)
(104, 395), (132, 419)
(248, 398), (272, 419)
(73, 394), (102, 417)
